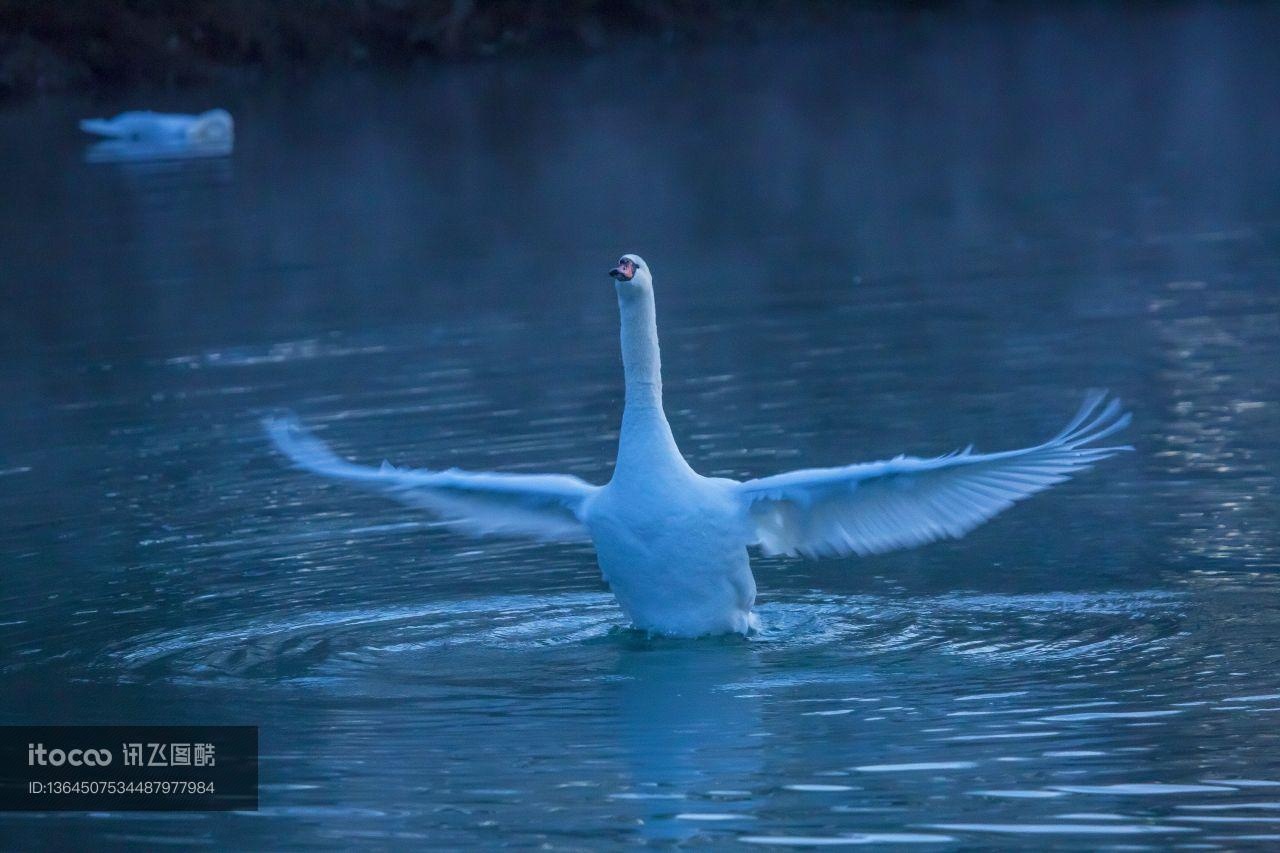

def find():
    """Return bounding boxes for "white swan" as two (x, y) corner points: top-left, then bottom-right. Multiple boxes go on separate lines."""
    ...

(267, 254), (1131, 637)
(79, 109), (234, 145)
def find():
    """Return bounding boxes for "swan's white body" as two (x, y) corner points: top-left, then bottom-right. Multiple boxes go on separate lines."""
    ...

(80, 109), (234, 145)
(268, 255), (1131, 636)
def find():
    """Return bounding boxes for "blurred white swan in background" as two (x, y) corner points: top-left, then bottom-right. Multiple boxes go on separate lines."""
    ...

(268, 254), (1132, 637)
(80, 109), (234, 143)
(80, 109), (233, 163)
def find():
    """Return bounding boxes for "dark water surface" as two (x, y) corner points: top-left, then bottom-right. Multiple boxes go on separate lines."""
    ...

(3, 5), (1280, 849)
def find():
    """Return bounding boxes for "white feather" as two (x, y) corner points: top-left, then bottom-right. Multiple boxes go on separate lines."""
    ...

(738, 391), (1132, 558)
(265, 416), (597, 543)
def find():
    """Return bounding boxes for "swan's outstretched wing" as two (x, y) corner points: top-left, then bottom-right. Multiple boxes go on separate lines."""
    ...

(266, 416), (598, 543)
(738, 392), (1132, 559)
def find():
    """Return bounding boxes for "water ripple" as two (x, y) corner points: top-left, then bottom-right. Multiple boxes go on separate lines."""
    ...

(102, 589), (1188, 683)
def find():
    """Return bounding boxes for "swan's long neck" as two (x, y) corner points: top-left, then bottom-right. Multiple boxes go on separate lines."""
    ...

(620, 285), (663, 407)
(614, 283), (689, 476)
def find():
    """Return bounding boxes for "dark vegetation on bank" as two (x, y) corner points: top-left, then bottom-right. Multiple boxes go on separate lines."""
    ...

(0, 0), (882, 100)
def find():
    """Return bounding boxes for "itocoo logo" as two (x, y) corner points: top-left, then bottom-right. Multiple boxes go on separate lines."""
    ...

(27, 743), (112, 767)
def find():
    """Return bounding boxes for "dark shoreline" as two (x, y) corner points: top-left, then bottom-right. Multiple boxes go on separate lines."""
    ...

(0, 0), (882, 101)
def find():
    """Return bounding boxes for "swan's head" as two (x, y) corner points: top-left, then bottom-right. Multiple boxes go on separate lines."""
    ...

(609, 254), (652, 292)
(188, 109), (234, 144)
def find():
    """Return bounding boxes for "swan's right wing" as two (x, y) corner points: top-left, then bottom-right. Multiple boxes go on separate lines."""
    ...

(266, 416), (598, 543)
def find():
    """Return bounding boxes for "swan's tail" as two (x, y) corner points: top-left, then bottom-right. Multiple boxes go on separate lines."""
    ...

(79, 118), (124, 138)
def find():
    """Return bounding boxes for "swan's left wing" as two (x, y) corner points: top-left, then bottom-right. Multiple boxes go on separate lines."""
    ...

(266, 417), (598, 543)
(737, 392), (1131, 559)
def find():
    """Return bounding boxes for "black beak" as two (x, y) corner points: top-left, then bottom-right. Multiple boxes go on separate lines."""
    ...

(609, 266), (626, 280)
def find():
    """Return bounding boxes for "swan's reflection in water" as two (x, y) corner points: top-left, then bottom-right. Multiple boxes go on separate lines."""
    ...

(607, 638), (762, 839)
(84, 137), (233, 164)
